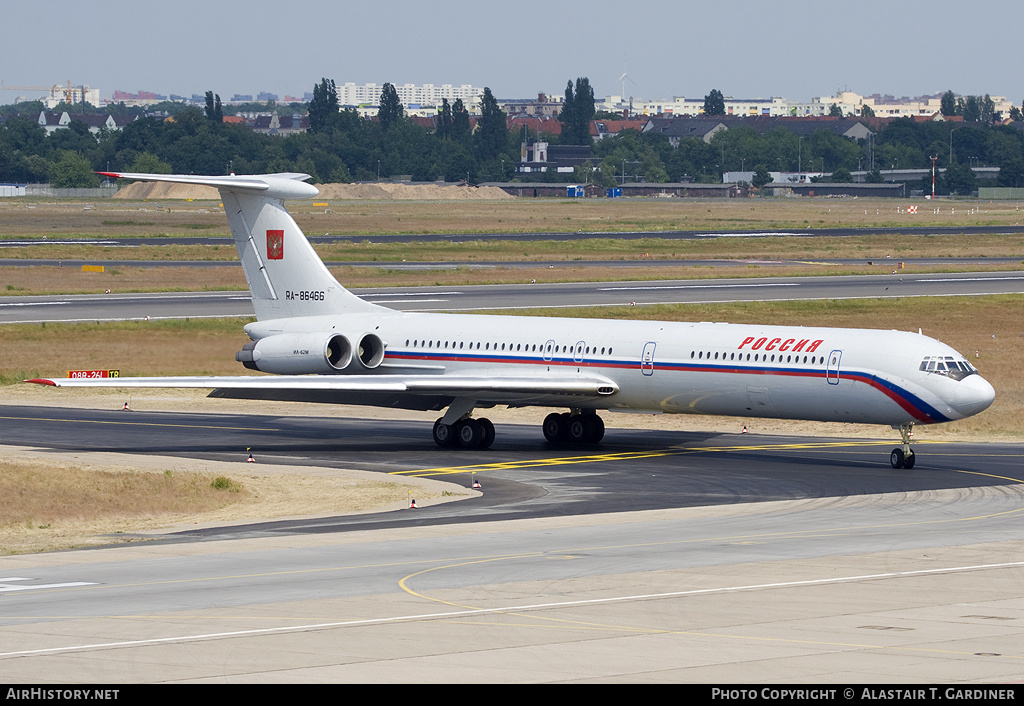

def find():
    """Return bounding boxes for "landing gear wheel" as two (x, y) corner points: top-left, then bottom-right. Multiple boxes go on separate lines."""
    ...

(890, 447), (905, 469)
(456, 419), (484, 449)
(545, 412), (604, 444)
(891, 424), (916, 469)
(543, 412), (567, 442)
(567, 416), (591, 443)
(433, 419), (456, 448)
(478, 418), (495, 450)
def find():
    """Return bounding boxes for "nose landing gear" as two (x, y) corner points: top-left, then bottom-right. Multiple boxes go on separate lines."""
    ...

(890, 424), (916, 469)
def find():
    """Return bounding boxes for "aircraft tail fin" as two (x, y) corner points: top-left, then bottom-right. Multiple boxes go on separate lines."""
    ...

(99, 172), (382, 320)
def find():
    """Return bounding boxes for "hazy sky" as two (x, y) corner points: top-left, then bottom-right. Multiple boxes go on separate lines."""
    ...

(3, 0), (1021, 104)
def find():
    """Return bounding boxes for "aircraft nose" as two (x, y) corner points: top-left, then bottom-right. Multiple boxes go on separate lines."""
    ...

(953, 374), (995, 417)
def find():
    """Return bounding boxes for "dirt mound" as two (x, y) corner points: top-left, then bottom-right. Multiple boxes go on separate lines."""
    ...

(112, 181), (221, 200)
(316, 182), (513, 200)
(113, 180), (513, 200)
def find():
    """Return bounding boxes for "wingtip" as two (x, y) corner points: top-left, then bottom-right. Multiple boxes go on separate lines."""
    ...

(24, 379), (57, 386)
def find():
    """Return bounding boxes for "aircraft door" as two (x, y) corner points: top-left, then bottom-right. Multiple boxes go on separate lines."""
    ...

(641, 341), (656, 376)
(574, 341), (586, 363)
(826, 349), (842, 385)
(543, 339), (555, 362)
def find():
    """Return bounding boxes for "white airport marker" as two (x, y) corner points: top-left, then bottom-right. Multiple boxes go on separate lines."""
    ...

(0, 577), (97, 593)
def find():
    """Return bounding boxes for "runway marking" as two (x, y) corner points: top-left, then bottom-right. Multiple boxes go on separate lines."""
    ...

(0, 578), (97, 593)
(598, 283), (799, 291)
(361, 291), (463, 297)
(393, 544), (1024, 661)
(1, 315), (252, 325)
(393, 439), (963, 477)
(392, 448), (686, 476)
(0, 413), (281, 434)
(3, 560), (1022, 659)
(364, 299), (451, 304)
(917, 275), (1024, 282)
(0, 301), (70, 307)
(954, 469), (1024, 485)
(430, 290), (1024, 313)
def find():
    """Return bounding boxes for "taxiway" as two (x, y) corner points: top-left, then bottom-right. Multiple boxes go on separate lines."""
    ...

(2, 270), (1023, 323)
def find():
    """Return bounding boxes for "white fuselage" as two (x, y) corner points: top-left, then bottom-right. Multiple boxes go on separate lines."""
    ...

(247, 310), (985, 426)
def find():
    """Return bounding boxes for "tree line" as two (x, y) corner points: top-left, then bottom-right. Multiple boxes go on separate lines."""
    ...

(2, 79), (1023, 193)
(0, 79), (524, 186)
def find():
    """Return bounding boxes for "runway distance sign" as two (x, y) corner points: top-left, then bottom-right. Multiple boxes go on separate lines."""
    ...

(66, 370), (120, 379)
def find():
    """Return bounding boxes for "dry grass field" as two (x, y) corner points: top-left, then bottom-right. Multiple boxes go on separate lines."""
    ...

(0, 447), (467, 555)
(3, 194), (1023, 239)
(0, 456), (249, 552)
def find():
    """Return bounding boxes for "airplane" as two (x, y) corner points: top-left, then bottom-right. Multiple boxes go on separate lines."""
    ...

(28, 171), (995, 469)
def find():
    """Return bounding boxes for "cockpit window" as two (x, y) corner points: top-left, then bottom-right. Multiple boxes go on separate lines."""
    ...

(919, 355), (977, 381)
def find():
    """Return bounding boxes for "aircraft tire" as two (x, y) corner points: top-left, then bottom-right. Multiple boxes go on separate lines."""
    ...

(569, 414), (605, 444)
(456, 419), (485, 449)
(568, 416), (590, 443)
(903, 452), (915, 469)
(543, 413), (566, 442)
(433, 419), (457, 448)
(478, 418), (495, 449)
(890, 448), (905, 469)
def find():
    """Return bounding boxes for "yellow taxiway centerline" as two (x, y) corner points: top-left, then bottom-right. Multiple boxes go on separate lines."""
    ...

(392, 439), (964, 478)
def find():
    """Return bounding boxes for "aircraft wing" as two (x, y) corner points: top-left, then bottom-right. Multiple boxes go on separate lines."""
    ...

(27, 373), (618, 404)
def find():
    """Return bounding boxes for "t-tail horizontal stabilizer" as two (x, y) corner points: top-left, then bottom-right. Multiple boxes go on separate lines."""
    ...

(98, 171), (383, 320)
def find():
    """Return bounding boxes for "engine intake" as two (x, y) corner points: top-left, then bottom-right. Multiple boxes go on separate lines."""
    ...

(357, 333), (385, 369)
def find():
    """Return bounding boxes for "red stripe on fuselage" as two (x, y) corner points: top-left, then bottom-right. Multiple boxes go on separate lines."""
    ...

(384, 352), (941, 423)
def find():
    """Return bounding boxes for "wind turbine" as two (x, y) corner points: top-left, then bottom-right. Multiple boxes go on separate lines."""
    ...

(615, 65), (637, 115)
(616, 66), (637, 98)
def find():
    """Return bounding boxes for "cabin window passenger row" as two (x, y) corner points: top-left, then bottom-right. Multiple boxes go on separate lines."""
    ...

(403, 340), (613, 357)
(690, 351), (825, 365)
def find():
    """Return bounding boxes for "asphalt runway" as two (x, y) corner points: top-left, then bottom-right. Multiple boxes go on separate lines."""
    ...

(3, 255), (1022, 270)
(1, 404), (1019, 536)
(2, 270), (1023, 323)
(3, 223), (1024, 247)
(1, 402), (1023, 682)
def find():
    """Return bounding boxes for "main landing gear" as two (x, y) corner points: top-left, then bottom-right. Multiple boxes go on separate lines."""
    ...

(433, 417), (495, 450)
(543, 411), (605, 445)
(432, 411), (607, 449)
(890, 424), (916, 469)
